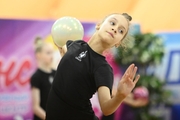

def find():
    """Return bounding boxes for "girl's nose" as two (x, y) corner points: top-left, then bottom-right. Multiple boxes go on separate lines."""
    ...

(112, 28), (116, 33)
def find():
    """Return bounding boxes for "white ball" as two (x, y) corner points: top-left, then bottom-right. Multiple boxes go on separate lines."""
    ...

(51, 16), (84, 47)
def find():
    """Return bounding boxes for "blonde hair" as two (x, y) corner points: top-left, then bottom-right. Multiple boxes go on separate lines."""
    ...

(34, 37), (45, 53)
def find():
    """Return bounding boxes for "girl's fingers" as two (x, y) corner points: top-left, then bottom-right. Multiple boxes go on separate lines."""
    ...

(133, 74), (140, 84)
(131, 66), (138, 79)
(125, 64), (134, 75)
(122, 64), (140, 85)
(121, 73), (128, 82)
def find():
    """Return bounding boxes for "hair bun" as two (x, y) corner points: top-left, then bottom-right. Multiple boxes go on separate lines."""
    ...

(122, 13), (132, 21)
(33, 36), (44, 52)
(34, 36), (42, 45)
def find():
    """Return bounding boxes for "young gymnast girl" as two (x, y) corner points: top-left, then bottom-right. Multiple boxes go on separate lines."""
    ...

(46, 13), (140, 120)
(31, 37), (56, 120)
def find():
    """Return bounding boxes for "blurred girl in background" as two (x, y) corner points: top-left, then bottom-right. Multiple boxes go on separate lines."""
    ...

(30, 37), (56, 120)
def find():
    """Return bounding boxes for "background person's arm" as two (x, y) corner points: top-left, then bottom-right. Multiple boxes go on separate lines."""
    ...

(31, 87), (46, 120)
(123, 93), (148, 107)
(112, 90), (148, 107)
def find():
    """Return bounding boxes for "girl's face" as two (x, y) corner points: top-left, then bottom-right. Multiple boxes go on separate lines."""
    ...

(37, 43), (54, 66)
(96, 14), (129, 48)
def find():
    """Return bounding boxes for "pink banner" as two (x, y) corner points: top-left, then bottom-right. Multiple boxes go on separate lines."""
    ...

(0, 19), (96, 120)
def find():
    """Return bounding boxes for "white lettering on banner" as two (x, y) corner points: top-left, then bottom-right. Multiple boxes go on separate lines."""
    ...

(0, 104), (29, 115)
(0, 93), (29, 102)
(0, 56), (33, 118)
(0, 92), (31, 116)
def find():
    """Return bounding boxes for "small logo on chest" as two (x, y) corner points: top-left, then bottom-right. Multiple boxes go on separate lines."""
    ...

(75, 51), (88, 61)
(49, 76), (54, 84)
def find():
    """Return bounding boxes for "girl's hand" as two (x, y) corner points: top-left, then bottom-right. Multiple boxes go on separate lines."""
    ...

(54, 42), (67, 57)
(116, 64), (140, 98)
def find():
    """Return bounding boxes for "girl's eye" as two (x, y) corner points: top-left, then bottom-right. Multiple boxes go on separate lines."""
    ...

(47, 51), (52, 55)
(110, 21), (115, 25)
(119, 29), (124, 34)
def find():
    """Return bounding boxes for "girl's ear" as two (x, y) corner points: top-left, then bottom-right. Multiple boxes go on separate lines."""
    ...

(95, 22), (101, 30)
(115, 42), (121, 48)
(36, 52), (41, 59)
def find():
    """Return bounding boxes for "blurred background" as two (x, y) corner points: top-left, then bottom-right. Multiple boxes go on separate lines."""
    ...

(0, 0), (180, 120)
